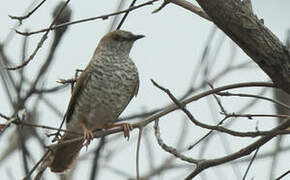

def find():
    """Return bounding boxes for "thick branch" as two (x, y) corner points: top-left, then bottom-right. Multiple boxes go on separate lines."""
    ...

(185, 119), (290, 179)
(195, 0), (290, 93)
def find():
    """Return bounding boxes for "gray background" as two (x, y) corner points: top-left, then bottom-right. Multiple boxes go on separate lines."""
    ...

(0, 0), (290, 179)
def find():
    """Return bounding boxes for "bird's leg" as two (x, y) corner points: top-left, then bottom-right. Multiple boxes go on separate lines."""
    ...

(80, 121), (94, 148)
(104, 123), (133, 140)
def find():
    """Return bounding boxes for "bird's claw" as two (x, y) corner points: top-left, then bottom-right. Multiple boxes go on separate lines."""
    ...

(104, 123), (133, 141)
(83, 129), (94, 149)
(121, 123), (133, 141)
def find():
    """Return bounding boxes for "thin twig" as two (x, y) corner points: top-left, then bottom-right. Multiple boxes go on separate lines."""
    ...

(9, 0), (47, 24)
(217, 91), (290, 111)
(15, 121), (81, 135)
(107, 0), (126, 32)
(224, 113), (290, 120)
(89, 137), (106, 180)
(16, 0), (158, 36)
(57, 78), (76, 84)
(136, 127), (143, 180)
(143, 128), (155, 170)
(168, 0), (211, 21)
(33, 84), (68, 94)
(152, 0), (169, 13)
(187, 117), (227, 150)
(232, 144), (290, 164)
(17, 30), (29, 99)
(17, 112), (31, 178)
(208, 83), (227, 114)
(0, 112), (10, 120)
(23, 1), (72, 100)
(187, 88), (267, 151)
(23, 150), (51, 180)
(116, 0), (138, 30)
(0, 114), (80, 135)
(154, 119), (200, 164)
(7, 0), (71, 70)
(0, 117), (18, 135)
(26, 81), (282, 180)
(0, 43), (18, 107)
(36, 82), (285, 148)
(151, 80), (290, 138)
(242, 148), (259, 180)
(276, 169), (290, 180)
(185, 118), (290, 179)
(118, 61), (251, 123)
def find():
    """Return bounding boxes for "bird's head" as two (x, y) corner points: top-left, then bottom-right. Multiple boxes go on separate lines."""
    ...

(97, 30), (145, 56)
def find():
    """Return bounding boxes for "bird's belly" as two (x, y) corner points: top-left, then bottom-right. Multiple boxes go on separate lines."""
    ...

(67, 70), (137, 133)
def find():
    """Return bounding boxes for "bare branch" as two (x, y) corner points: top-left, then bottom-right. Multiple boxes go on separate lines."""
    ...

(0, 112), (10, 120)
(242, 148), (259, 180)
(9, 0), (47, 24)
(152, 0), (169, 13)
(33, 84), (68, 94)
(154, 119), (200, 164)
(151, 79), (290, 137)
(0, 116), (18, 135)
(224, 113), (290, 120)
(0, 113), (80, 135)
(276, 169), (290, 180)
(57, 78), (76, 84)
(89, 137), (106, 180)
(116, 0), (138, 30)
(16, 0), (158, 36)
(208, 83), (227, 114)
(26, 81), (279, 179)
(187, 117), (228, 150)
(7, 0), (71, 70)
(25, 1), (72, 96)
(217, 91), (290, 111)
(168, 0), (211, 21)
(25, 150), (52, 180)
(195, 0), (290, 93)
(136, 127), (143, 180)
(185, 119), (290, 179)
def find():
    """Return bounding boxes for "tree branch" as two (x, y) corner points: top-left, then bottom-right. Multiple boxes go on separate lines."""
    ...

(194, 0), (290, 93)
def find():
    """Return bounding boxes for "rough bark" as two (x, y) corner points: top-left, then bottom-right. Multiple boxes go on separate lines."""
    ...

(196, 0), (290, 93)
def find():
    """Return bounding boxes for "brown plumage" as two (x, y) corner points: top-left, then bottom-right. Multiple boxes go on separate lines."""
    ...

(48, 30), (144, 173)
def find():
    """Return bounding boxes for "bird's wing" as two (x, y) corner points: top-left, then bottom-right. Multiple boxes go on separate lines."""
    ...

(114, 73), (139, 120)
(65, 69), (91, 123)
(133, 74), (139, 98)
(124, 73), (139, 108)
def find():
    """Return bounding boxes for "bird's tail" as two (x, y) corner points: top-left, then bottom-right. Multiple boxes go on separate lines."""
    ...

(48, 133), (84, 173)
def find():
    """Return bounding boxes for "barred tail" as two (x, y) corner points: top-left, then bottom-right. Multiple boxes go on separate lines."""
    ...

(49, 133), (84, 173)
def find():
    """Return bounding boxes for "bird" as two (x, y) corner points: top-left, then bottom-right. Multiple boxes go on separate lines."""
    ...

(48, 30), (144, 173)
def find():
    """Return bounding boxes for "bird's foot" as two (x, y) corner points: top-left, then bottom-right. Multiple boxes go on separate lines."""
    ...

(83, 129), (94, 147)
(80, 123), (94, 149)
(104, 123), (133, 140)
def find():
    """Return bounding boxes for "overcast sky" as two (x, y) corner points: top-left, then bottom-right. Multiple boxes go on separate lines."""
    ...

(0, 0), (290, 180)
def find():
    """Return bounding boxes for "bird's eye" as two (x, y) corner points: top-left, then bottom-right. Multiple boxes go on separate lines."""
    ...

(112, 34), (126, 42)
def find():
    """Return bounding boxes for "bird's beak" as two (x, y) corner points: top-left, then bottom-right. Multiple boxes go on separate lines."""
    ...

(132, 34), (145, 41)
